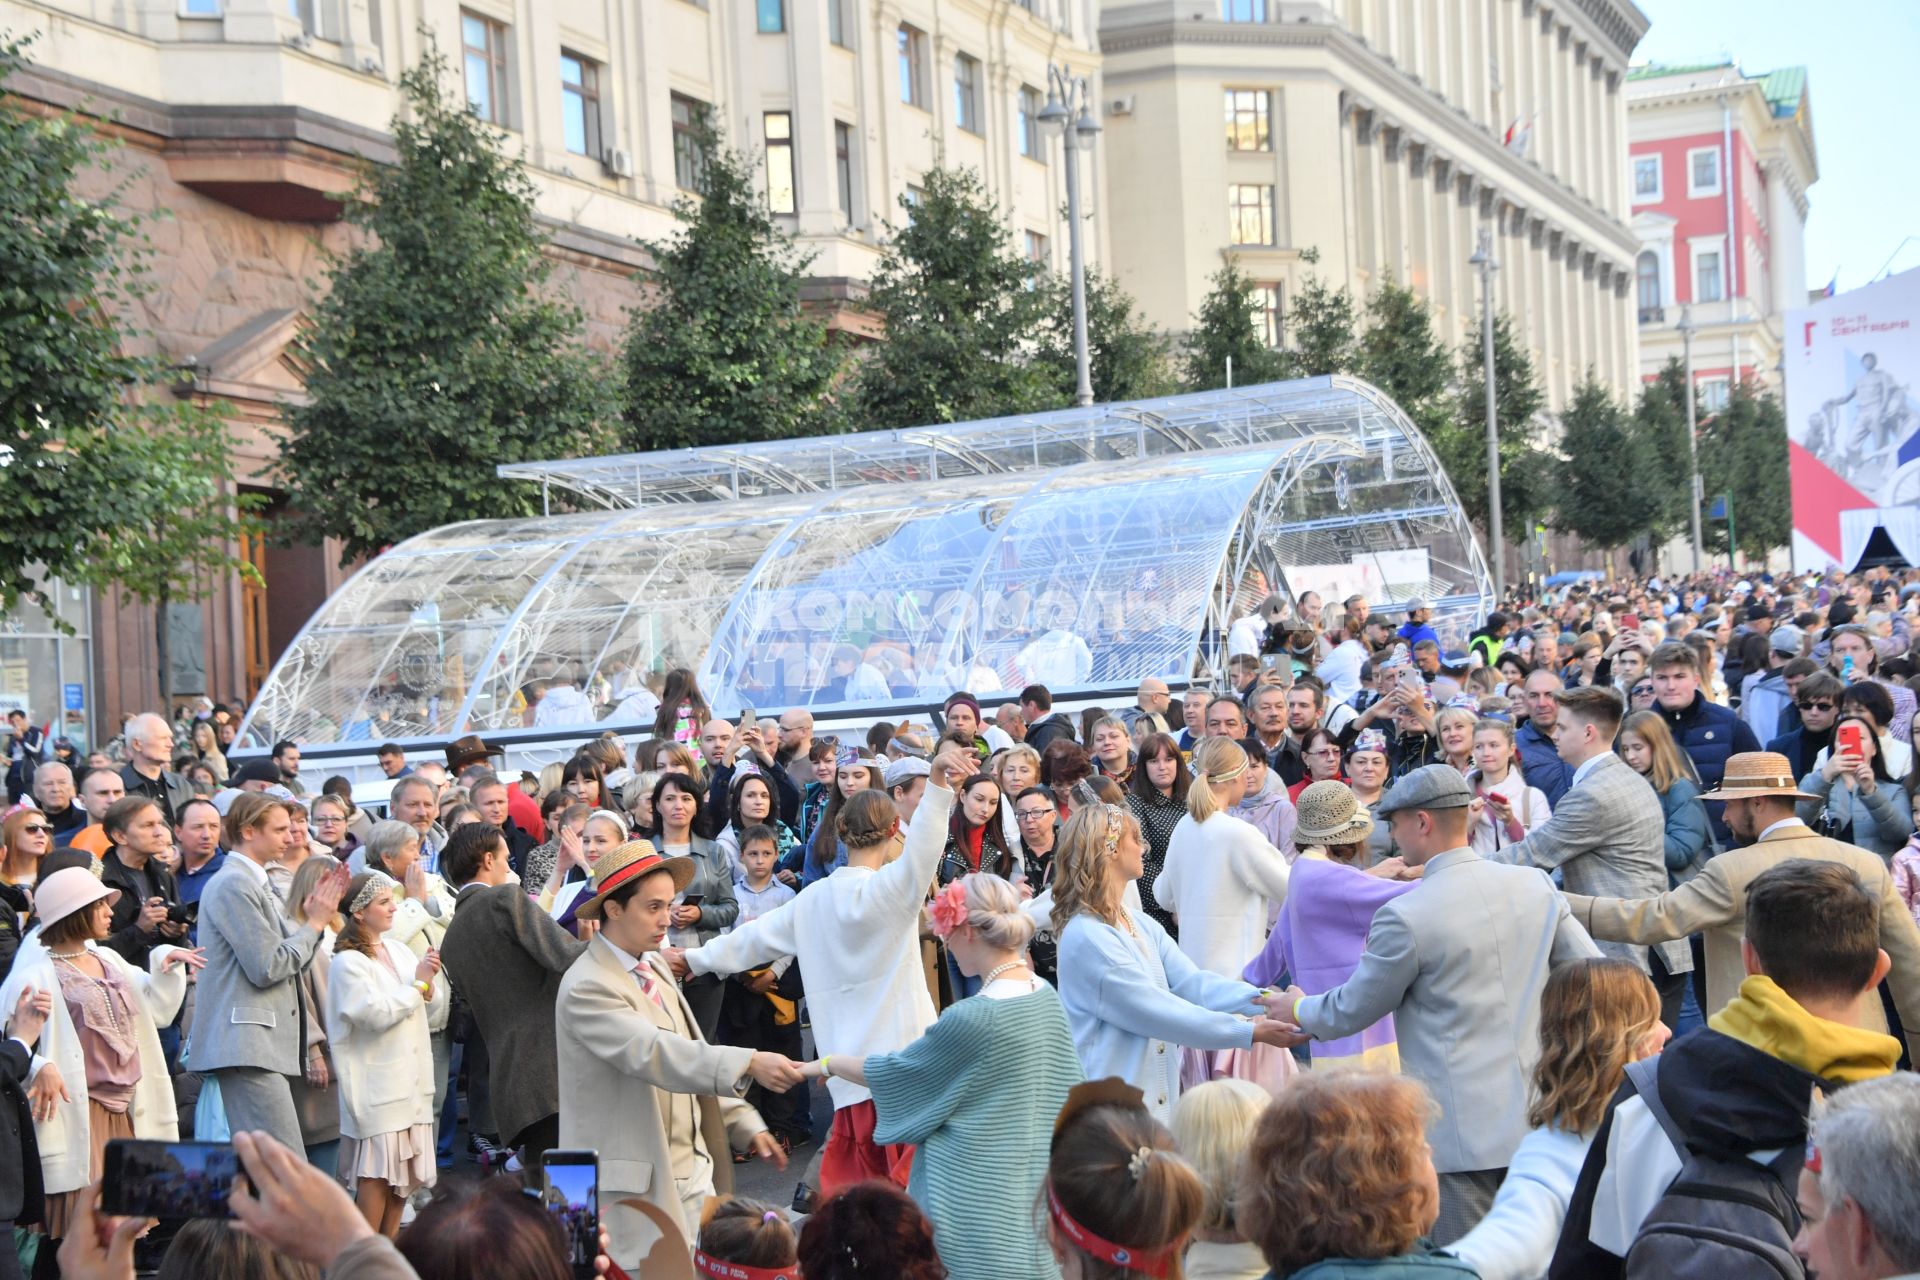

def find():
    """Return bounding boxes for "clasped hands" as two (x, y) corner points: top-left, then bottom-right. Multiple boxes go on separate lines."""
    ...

(1252, 986), (1313, 1049)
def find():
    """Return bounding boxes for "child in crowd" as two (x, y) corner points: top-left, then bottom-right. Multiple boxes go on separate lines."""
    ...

(717, 825), (810, 1154)
(695, 1197), (800, 1280)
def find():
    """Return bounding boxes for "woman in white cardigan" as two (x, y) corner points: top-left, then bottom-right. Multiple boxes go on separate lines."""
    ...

(326, 870), (447, 1237)
(0, 866), (198, 1241)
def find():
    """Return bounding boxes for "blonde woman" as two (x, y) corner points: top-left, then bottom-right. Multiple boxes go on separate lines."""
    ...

(284, 855), (344, 1170)
(326, 870), (447, 1236)
(1171, 1078), (1272, 1280)
(1615, 710), (1712, 885)
(1051, 800), (1297, 1123)
(1466, 719), (1552, 857)
(1436, 706), (1478, 774)
(993, 744), (1043, 853)
(1449, 958), (1668, 1280)
(800, 873), (1083, 1280)
(1154, 738), (1292, 979)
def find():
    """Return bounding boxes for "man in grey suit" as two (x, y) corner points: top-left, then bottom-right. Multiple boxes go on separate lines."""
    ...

(1274, 765), (1599, 1245)
(1485, 685), (1692, 1023)
(187, 792), (347, 1152)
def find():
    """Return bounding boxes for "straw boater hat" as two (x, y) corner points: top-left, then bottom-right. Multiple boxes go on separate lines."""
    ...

(1698, 751), (1820, 802)
(34, 866), (120, 931)
(575, 840), (694, 922)
(1294, 781), (1376, 846)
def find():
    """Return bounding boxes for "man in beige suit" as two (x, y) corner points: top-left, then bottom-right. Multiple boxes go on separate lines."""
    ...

(556, 841), (803, 1265)
(1563, 751), (1920, 1061)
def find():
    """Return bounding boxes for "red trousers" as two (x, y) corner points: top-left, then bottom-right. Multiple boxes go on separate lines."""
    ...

(818, 1100), (915, 1197)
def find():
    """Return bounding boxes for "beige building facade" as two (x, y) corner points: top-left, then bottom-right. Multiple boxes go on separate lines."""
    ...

(1098, 0), (1647, 408)
(1, 0), (1101, 732)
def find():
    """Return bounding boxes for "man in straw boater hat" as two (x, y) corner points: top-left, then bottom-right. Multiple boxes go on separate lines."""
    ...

(555, 839), (804, 1267)
(1560, 750), (1920, 1062)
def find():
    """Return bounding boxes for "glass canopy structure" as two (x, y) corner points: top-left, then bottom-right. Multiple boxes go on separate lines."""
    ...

(239, 377), (1492, 749)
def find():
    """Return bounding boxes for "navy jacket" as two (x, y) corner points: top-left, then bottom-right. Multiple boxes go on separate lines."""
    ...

(1515, 719), (1572, 806)
(1657, 692), (1760, 842)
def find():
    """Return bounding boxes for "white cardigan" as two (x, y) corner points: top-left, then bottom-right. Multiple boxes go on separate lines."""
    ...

(1153, 812), (1291, 976)
(325, 938), (447, 1140)
(0, 931), (187, 1195)
(383, 876), (454, 1034)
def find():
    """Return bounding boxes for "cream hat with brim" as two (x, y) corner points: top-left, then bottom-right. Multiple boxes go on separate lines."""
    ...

(34, 866), (120, 931)
(1294, 780), (1376, 845)
(1698, 751), (1821, 802)
(575, 840), (695, 922)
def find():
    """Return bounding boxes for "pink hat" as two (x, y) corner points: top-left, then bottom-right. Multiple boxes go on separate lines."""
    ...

(34, 866), (120, 931)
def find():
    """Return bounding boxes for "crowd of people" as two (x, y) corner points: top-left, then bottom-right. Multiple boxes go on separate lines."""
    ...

(0, 566), (1918, 1279)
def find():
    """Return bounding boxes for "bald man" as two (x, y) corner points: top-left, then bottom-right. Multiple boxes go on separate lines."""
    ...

(33, 761), (87, 842)
(1120, 678), (1175, 736)
(118, 712), (194, 825)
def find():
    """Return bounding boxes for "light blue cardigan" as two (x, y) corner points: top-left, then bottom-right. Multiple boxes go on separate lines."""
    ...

(1056, 909), (1260, 1123)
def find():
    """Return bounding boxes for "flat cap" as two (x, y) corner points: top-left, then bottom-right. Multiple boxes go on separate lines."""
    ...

(1375, 763), (1474, 817)
(883, 756), (931, 789)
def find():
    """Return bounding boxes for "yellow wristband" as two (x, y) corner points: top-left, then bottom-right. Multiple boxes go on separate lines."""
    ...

(821, 1055), (833, 1079)
(415, 980), (432, 996)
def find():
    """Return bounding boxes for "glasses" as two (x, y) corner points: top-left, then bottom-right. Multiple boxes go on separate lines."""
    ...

(1798, 699), (1835, 712)
(22, 824), (52, 836)
(1631, 686), (1654, 698)
(1015, 808), (1054, 822)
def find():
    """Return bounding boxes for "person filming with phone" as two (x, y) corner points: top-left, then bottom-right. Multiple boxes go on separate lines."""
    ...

(1798, 713), (1915, 859)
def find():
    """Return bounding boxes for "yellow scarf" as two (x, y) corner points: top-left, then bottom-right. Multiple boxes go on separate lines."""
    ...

(1708, 975), (1901, 1084)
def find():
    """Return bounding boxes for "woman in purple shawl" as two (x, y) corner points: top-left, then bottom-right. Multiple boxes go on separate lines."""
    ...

(1243, 780), (1419, 1071)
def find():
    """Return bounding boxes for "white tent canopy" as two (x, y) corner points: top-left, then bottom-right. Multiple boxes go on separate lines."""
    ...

(1840, 507), (1920, 570)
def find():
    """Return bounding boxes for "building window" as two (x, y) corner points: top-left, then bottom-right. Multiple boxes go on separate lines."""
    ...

(1252, 283), (1284, 347)
(671, 93), (708, 191)
(560, 53), (601, 158)
(1221, 0), (1268, 19)
(1018, 85), (1042, 159)
(1636, 251), (1662, 321)
(1632, 155), (1661, 202)
(828, 0), (852, 48)
(1695, 248), (1723, 302)
(182, 0), (220, 14)
(898, 25), (927, 109)
(756, 0), (784, 33)
(460, 11), (510, 127)
(765, 111), (796, 214)
(835, 121), (855, 221)
(954, 54), (982, 134)
(1024, 231), (1048, 288)
(1700, 378), (1731, 413)
(1225, 90), (1271, 152)
(903, 182), (925, 227)
(288, 0), (317, 35)
(1228, 184), (1275, 246)
(1687, 145), (1722, 198)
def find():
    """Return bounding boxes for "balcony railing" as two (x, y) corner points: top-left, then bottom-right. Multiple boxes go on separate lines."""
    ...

(1638, 305), (1665, 324)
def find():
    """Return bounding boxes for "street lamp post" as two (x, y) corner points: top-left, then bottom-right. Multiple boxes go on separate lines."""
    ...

(1040, 66), (1101, 408)
(1469, 227), (1503, 602)
(1678, 304), (1703, 574)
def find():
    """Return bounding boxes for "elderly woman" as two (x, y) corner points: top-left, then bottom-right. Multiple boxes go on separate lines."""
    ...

(358, 818), (455, 1143)
(1239, 1072), (1475, 1278)
(0, 867), (201, 1243)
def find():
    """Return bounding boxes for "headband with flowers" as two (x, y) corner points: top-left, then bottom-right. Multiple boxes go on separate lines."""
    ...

(349, 871), (398, 915)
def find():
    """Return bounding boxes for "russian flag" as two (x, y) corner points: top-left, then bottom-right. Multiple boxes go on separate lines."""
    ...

(1822, 270), (1838, 298)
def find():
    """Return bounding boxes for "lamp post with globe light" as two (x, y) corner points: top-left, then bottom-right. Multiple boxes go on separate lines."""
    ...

(1039, 65), (1101, 408)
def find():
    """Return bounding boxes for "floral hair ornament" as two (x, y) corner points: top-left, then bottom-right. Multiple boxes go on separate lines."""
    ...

(693, 1253), (798, 1280)
(349, 871), (398, 915)
(1352, 728), (1390, 756)
(927, 880), (971, 939)
(1101, 804), (1126, 859)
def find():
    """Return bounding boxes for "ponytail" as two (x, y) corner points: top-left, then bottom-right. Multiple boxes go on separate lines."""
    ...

(1187, 738), (1249, 823)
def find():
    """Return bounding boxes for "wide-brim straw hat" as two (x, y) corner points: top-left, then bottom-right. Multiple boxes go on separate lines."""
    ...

(575, 840), (695, 921)
(34, 865), (120, 931)
(1698, 751), (1821, 802)
(1294, 780), (1375, 845)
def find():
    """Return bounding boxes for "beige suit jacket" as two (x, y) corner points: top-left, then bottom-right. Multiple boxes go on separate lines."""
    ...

(1564, 821), (1920, 1061)
(555, 936), (764, 1265)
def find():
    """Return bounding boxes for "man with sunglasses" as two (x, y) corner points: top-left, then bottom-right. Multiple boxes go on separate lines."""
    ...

(1768, 669), (1844, 781)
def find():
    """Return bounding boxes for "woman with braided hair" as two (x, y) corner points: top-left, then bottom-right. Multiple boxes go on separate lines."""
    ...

(1052, 799), (1299, 1124)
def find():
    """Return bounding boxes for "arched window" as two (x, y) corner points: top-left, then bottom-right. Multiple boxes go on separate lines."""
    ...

(1636, 251), (1662, 317)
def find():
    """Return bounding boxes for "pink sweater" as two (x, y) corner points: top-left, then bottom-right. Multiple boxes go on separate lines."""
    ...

(1895, 843), (1920, 930)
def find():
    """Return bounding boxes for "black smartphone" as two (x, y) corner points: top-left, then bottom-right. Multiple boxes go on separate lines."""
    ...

(541, 1149), (600, 1279)
(681, 893), (705, 908)
(102, 1139), (244, 1219)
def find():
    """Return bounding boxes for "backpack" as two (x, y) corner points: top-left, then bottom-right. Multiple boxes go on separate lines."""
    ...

(1620, 1057), (1806, 1280)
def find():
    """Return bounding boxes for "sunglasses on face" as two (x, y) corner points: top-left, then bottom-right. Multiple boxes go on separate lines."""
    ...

(1798, 699), (1835, 712)
(22, 824), (52, 835)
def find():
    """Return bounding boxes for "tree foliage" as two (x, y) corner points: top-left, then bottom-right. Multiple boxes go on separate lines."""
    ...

(851, 168), (1053, 429)
(1034, 267), (1176, 404)
(1440, 312), (1551, 538)
(1281, 269), (1359, 379)
(1628, 358), (1698, 545)
(619, 121), (843, 450)
(1551, 374), (1644, 551)
(1700, 380), (1792, 558)
(0, 35), (258, 695)
(1181, 259), (1286, 391)
(1353, 280), (1452, 439)
(280, 36), (610, 564)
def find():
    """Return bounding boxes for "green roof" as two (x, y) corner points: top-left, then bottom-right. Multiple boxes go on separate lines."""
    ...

(1759, 66), (1807, 117)
(1627, 60), (1734, 81)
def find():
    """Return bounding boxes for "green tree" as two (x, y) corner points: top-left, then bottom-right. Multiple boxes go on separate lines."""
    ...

(281, 37), (611, 564)
(1440, 311), (1551, 540)
(1281, 270), (1359, 379)
(1700, 380), (1792, 559)
(1033, 268), (1176, 403)
(1551, 374), (1646, 553)
(619, 122), (843, 450)
(851, 168), (1052, 429)
(1629, 358), (1697, 544)
(1354, 280), (1451, 437)
(1181, 259), (1286, 391)
(0, 36), (259, 702)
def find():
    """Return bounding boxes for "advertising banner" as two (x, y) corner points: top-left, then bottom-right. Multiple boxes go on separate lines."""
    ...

(1784, 267), (1920, 570)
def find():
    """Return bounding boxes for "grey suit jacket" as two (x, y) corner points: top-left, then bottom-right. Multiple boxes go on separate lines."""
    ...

(186, 856), (323, 1076)
(1294, 847), (1600, 1174)
(1485, 753), (1690, 975)
(440, 881), (586, 1146)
